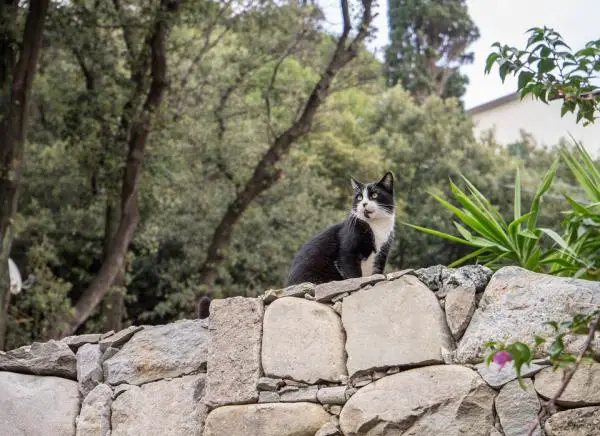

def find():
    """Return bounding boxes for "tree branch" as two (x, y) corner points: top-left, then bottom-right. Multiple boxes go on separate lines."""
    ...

(61, 0), (179, 336)
(197, 0), (374, 289)
(527, 311), (600, 436)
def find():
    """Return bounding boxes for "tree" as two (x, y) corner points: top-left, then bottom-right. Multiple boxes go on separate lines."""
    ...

(195, 0), (376, 293)
(0, 0), (50, 350)
(385, 0), (479, 100)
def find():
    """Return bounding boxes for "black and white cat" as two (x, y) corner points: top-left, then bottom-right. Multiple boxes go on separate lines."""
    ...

(286, 172), (395, 286)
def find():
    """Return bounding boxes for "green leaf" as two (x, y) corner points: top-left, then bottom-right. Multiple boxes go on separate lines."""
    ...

(539, 58), (556, 75)
(485, 53), (500, 74)
(403, 223), (479, 247)
(534, 335), (546, 346)
(513, 168), (521, 222)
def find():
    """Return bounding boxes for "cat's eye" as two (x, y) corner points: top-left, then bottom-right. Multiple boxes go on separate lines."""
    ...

(371, 193), (378, 199)
(357, 194), (363, 201)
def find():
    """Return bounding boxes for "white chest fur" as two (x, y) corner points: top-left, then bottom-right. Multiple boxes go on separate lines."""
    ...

(360, 215), (394, 276)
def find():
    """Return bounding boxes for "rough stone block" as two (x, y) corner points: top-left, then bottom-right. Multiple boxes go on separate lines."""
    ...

(314, 274), (385, 303)
(204, 403), (330, 436)
(262, 298), (346, 384)
(534, 363), (600, 407)
(445, 285), (476, 340)
(205, 297), (263, 406)
(76, 343), (103, 397)
(76, 383), (112, 436)
(0, 340), (77, 379)
(339, 365), (495, 436)
(456, 267), (600, 363)
(103, 319), (208, 386)
(544, 406), (600, 436)
(111, 374), (207, 436)
(0, 372), (80, 435)
(495, 379), (541, 436)
(342, 275), (452, 377)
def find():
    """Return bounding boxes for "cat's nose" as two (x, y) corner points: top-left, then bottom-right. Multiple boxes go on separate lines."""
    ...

(362, 202), (368, 207)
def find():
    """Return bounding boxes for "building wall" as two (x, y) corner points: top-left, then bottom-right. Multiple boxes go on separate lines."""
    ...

(470, 95), (600, 156)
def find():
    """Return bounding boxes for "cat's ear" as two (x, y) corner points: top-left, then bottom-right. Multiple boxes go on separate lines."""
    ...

(378, 172), (394, 192)
(350, 176), (362, 191)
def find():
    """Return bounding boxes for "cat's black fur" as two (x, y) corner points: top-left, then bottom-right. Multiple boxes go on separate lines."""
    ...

(286, 172), (395, 286)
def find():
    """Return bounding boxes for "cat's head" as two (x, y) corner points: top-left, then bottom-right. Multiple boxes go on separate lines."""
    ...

(350, 172), (395, 221)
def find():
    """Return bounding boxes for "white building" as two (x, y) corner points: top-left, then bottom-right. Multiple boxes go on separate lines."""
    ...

(468, 92), (600, 156)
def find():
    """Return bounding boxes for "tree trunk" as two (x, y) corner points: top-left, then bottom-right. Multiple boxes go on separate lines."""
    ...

(100, 200), (126, 332)
(198, 0), (374, 290)
(59, 0), (179, 336)
(0, 0), (49, 350)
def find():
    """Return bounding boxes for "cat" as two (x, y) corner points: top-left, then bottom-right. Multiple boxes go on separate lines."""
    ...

(286, 172), (395, 286)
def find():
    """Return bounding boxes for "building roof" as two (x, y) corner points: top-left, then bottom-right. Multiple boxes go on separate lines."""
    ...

(467, 92), (519, 115)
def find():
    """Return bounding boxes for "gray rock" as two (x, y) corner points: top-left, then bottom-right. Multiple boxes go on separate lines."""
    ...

(315, 422), (342, 436)
(328, 405), (342, 415)
(332, 301), (342, 315)
(104, 319), (208, 386)
(495, 379), (541, 436)
(258, 391), (280, 403)
(314, 274), (385, 303)
(101, 347), (119, 363)
(339, 365), (495, 436)
(0, 340), (77, 379)
(205, 297), (263, 407)
(283, 378), (308, 387)
(101, 330), (115, 339)
(283, 282), (315, 298)
(204, 403), (330, 436)
(456, 267), (600, 363)
(534, 363), (600, 407)
(342, 275), (453, 377)
(544, 406), (600, 436)
(279, 385), (299, 394)
(257, 377), (284, 391)
(317, 386), (347, 405)
(280, 385), (318, 403)
(445, 285), (477, 340)
(476, 360), (547, 389)
(385, 269), (414, 281)
(261, 289), (283, 304)
(414, 265), (492, 296)
(63, 333), (103, 350)
(262, 298), (346, 384)
(413, 264), (448, 290)
(76, 383), (112, 436)
(0, 371), (80, 435)
(111, 374), (207, 436)
(98, 325), (143, 352)
(456, 265), (494, 292)
(77, 343), (103, 397)
(330, 292), (349, 303)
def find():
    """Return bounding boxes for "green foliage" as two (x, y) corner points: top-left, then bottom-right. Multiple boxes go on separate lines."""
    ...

(485, 27), (600, 124)
(405, 159), (568, 270)
(385, 0), (479, 100)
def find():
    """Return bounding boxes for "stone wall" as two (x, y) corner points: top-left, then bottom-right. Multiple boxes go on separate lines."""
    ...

(2, 266), (600, 435)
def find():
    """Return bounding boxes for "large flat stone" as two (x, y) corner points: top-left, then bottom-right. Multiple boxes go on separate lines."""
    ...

(103, 319), (208, 386)
(476, 360), (547, 389)
(205, 297), (263, 407)
(414, 265), (493, 294)
(314, 275), (385, 303)
(111, 374), (207, 436)
(62, 333), (103, 351)
(339, 365), (495, 436)
(342, 275), (452, 376)
(495, 379), (541, 436)
(262, 298), (346, 384)
(534, 363), (600, 407)
(0, 371), (80, 435)
(0, 340), (77, 379)
(76, 383), (112, 436)
(456, 267), (600, 363)
(204, 403), (330, 436)
(544, 406), (600, 435)
(98, 326), (143, 352)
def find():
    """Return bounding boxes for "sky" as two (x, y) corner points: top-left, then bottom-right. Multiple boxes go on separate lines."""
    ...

(318, 0), (600, 109)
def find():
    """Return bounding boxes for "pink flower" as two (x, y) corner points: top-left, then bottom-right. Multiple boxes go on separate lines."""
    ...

(493, 351), (513, 369)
